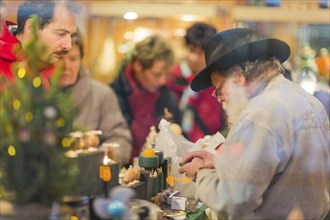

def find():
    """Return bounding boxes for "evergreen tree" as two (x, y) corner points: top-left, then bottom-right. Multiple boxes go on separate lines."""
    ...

(0, 17), (77, 205)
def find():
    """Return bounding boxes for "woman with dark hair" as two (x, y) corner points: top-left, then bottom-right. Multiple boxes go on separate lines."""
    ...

(167, 22), (227, 142)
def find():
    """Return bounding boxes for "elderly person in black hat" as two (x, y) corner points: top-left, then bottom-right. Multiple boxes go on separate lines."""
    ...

(178, 28), (329, 219)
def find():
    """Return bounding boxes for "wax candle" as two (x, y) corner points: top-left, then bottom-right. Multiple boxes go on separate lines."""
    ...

(99, 165), (111, 181)
(100, 155), (112, 197)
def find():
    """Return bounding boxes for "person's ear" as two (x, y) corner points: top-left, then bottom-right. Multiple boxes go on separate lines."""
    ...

(236, 73), (248, 86)
(24, 18), (33, 38)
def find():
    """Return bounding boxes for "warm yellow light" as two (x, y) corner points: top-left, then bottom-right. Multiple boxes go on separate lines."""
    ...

(8, 145), (16, 156)
(181, 15), (195, 21)
(182, 176), (192, 184)
(17, 68), (26, 78)
(13, 99), (21, 110)
(166, 176), (175, 187)
(61, 137), (71, 148)
(56, 118), (65, 127)
(25, 112), (33, 121)
(103, 155), (111, 165)
(32, 77), (42, 88)
(123, 11), (138, 20)
(70, 216), (79, 220)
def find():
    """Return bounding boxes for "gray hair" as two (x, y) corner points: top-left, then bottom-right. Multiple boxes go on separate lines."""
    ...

(221, 57), (285, 81)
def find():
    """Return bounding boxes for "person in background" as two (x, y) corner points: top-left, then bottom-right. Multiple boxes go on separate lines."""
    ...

(110, 35), (181, 163)
(179, 28), (329, 219)
(167, 22), (227, 142)
(60, 32), (132, 165)
(0, 0), (78, 85)
(0, 0), (6, 34)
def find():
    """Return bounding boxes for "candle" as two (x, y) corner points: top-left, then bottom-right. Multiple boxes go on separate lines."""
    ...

(99, 165), (111, 181)
(100, 154), (112, 197)
(100, 154), (112, 181)
(103, 154), (111, 165)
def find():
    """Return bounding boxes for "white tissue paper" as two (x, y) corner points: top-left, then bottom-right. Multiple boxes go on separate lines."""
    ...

(154, 119), (226, 198)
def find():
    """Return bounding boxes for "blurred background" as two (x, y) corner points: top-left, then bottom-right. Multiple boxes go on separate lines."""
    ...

(2, 0), (329, 84)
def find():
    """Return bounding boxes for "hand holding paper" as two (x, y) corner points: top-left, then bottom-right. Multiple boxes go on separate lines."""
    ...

(178, 150), (214, 179)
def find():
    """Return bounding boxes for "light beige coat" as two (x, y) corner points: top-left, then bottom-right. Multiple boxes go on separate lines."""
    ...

(72, 66), (132, 165)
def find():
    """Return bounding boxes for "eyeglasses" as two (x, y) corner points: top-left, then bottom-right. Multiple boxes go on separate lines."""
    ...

(211, 61), (256, 102)
(211, 78), (227, 102)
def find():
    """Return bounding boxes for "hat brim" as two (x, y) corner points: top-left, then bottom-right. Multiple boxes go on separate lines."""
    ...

(190, 38), (290, 92)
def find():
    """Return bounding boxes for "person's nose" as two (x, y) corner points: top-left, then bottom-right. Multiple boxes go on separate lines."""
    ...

(61, 35), (72, 51)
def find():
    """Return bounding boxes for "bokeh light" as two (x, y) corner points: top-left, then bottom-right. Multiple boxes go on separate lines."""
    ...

(61, 137), (72, 148)
(32, 77), (42, 88)
(8, 145), (16, 156)
(13, 99), (21, 110)
(25, 112), (33, 122)
(17, 68), (26, 78)
(56, 118), (65, 127)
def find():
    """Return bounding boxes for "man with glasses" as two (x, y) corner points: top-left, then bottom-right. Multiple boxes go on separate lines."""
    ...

(179, 28), (329, 219)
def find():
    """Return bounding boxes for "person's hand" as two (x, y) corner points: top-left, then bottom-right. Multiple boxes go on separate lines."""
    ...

(178, 157), (204, 179)
(178, 150), (214, 179)
(181, 150), (214, 168)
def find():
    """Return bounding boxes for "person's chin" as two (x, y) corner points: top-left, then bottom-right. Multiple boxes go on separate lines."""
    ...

(59, 81), (71, 90)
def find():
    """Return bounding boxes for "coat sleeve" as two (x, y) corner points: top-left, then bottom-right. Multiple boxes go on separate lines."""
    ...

(100, 86), (133, 165)
(194, 120), (281, 219)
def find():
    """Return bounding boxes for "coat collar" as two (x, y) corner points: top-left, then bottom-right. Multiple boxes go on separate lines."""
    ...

(0, 21), (20, 61)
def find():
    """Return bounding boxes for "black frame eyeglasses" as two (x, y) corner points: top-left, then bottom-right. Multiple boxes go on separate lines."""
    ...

(211, 60), (257, 102)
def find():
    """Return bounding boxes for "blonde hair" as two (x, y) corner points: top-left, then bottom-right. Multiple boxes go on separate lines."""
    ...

(131, 35), (174, 70)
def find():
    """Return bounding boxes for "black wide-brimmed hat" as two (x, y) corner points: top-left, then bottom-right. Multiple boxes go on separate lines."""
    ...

(190, 28), (290, 91)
